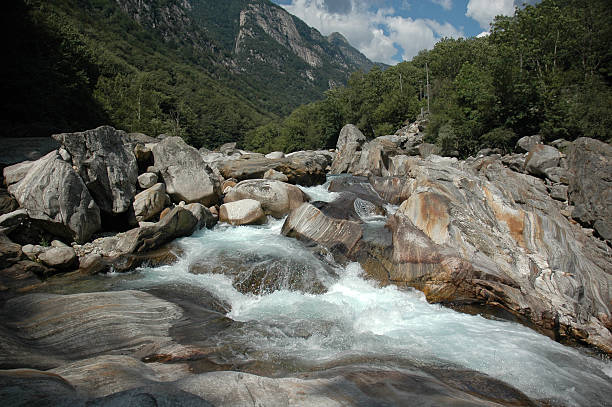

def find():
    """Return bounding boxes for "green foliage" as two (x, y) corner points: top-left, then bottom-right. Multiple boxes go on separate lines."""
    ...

(251, 0), (611, 155)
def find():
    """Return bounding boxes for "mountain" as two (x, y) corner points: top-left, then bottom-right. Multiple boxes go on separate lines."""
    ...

(2, 0), (378, 147)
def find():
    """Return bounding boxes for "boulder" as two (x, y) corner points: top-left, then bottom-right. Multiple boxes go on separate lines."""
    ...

(219, 199), (266, 226)
(224, 179), (307, 218)
(327, 176), (387, 207)
(282, 203), (362, 257)
(137, 172), (158, 189)
(369, 176), (413, 205)
(133, 144), (154, 171)
(116, 207), (198, 254)
(566, 137), (612, 243)
(52, 126), (139, 215)
(516, 135), (542, 153)
(132, 183), (169, 222)
(418, 143), (442, 158)
(501, 154), (526, 173)
(524, 144), (562, 177)
(218, 152), (329, 186)
(2, 161), (34, 186)
(7, 151), (101, 243)
(0, 233), (22, 268)
(38, 246), (78, 270)
(184, 203), (217, 230)
(330, 124), (366, 174)
(265, 151), (285, 159)
(152, 137), (218, 206)
(263, 169), (289, 182)
(350, 136), (406, 177)
(0, 189), (18, 215)
(549, 184), (568, 202)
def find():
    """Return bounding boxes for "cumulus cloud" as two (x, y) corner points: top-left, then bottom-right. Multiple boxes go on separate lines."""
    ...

(466, 0), (515, 29)
(280, 0), (464, 64)
(431, 0), (452, 11)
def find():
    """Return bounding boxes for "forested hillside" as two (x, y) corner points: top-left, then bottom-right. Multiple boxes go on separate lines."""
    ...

(247, 0), (611, 156)
(1, 0), (376, 147)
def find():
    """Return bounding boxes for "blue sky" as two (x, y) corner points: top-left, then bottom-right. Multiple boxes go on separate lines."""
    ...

(271, 1), (538, 64)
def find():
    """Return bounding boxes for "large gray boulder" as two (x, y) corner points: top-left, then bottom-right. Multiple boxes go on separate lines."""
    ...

(224, 179), (307, 218)
(567, 137), (612, 242)
(132, 183), (169, 222)
(152, 137), (218, 206)
(330, 124), (366, 174)
(8, 151), (101, 243)
(37, 246), (78, 270)
(524, 144), (562, 177)
(516, 135), (542, 153)
(52, 126), (138, 215)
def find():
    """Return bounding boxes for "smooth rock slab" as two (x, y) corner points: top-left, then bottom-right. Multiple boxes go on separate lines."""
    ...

(0, 291), (184, 370)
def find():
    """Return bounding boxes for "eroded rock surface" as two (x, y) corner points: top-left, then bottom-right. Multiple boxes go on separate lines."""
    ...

(53, 126), (139, 215)
(8, 151), (101, 243)
(152, 137), (218, 206)
(224, 179), (307, 218)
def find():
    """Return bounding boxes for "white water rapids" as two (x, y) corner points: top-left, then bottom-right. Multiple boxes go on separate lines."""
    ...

(117, 181), (612, 407)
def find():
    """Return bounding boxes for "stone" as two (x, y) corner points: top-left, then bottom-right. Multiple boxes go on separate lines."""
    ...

(218, 142), (237, 155)
(0, 189), (18, 215)
(58, 147), (71, 162)
(116, 207), (198, 254)
(22, 244), (45, 261)
(263, 168), (289, 182)
(330, 124), (366, 174)
(418, 143), (442, 158)
(38, 246), (78, 270)
(133, 183), (168, 222)
(594, 220), (612, 241)
(224, 179), (307, 218)
(152, 137), (218, 206)
(218, 152), (329, 186)
(159, 207), (171, 221)
(369, 176), (413, 205)
(524, 144), (562, 177)
(282, 203), (362, 257)
(0, 233), (22, 268)
(137, 172), (158, 189)
(184, 203), (217, 230)
(543, 167), (571, 184)
(133, 143), (153, 165)
(516, 135), (542, 153)
(501, 154), (526, 173)
(265, 151), (285, 159)
(2, 161), (34, 186)
(566, 138), (612, 244)
(0, 209), (29, 235)
(53, 126), (139, 215)
(219, 199), (266, 226)
(7, 151), (101, 244)
(549, 184), (568, 201)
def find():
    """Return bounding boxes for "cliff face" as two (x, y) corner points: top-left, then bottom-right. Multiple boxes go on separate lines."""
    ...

(113, 0), (378, 112)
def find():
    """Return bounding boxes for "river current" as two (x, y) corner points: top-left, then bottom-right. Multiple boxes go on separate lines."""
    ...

(95, 180), (612, 406)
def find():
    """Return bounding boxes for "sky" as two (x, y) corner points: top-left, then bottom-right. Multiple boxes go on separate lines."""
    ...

(271, 0), (539, 64)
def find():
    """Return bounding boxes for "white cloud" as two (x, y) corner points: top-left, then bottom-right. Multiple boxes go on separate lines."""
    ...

(431, 0), (452, 11)
(280, 0), (464, 64)
(466, 0), (515, 29)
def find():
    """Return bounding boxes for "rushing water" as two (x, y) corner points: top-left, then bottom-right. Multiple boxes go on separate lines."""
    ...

(106, 179), (612, 406)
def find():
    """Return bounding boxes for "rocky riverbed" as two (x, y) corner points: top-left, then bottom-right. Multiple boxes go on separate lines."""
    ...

(0, 123), (611, 406)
